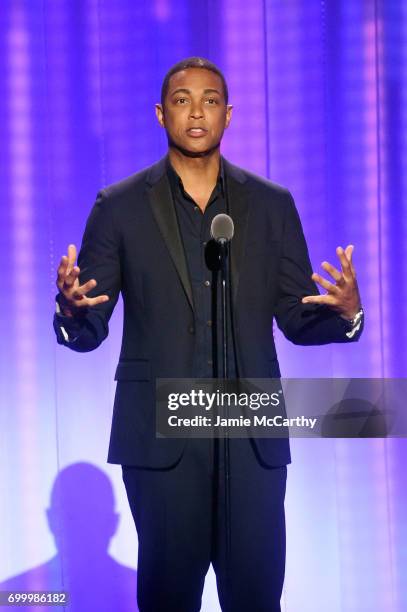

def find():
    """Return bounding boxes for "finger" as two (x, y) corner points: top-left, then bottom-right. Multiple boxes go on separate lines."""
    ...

(57, 258), (75, 292)
(344, 244), (353, 260)
(57, 256), (69, 284)
(336, 246), (352, 280)
(344, 244), (356, 275)
(63, 265), (80, 288)
(320, 261), (342, 283)
(302, 294), (335, 305)
(85, 295), (110, 307)
(57, 255), (71, 275)
(311, 273), (340, 294)
(70, 294), (110, 308)
(72, 278), (97, 297)
(67, 244), (77, 274)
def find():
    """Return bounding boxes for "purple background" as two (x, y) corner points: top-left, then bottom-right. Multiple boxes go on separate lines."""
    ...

(0, 1), (406, 611)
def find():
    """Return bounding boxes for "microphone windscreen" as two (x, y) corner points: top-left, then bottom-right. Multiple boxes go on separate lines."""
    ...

(210, 214), (234, 243)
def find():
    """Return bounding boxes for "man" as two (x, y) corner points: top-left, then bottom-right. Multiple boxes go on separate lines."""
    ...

(54, 57), (363, 612)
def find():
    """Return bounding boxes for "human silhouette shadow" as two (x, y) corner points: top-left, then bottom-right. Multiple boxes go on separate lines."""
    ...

(0, 463), (138, 611)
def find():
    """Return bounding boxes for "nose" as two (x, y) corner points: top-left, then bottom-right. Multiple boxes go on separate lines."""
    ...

(189, 102), (204, 119)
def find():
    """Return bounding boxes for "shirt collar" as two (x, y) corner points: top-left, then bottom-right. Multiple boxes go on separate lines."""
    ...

(166, 155), (225, 199)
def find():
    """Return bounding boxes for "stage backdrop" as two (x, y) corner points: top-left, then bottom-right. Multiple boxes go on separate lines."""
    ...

(0, 1), (406, 611)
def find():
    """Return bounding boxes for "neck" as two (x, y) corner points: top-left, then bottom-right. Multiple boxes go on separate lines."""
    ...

(167, 147), (221, 187)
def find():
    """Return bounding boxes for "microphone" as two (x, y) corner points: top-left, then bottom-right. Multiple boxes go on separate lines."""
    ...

(209, 212), (233, 378)
(210, 214), (234, 244)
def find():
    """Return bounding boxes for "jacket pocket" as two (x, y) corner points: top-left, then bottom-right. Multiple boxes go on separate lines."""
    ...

(114, 360), (151, 381)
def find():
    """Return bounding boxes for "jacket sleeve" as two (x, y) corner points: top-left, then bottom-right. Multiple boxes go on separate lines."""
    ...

(274, 192), (363, 345)
(53, 190), (122, 352)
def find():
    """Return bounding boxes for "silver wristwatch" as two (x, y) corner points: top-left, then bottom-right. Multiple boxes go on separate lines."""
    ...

(344, 307), (364, 339)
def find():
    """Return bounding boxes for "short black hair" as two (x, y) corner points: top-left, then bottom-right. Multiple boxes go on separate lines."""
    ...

(160, 57), (229, 105)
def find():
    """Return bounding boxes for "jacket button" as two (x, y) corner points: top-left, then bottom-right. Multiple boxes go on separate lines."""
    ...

(204, 280), (210, 287)
(188, 325), (195, 334)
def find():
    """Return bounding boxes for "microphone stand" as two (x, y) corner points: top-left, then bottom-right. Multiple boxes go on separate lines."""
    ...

(219, 238), (232, 612)
(210, 206), (235, 611)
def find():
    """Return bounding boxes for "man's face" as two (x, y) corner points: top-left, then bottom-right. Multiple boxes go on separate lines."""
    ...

(155, 68), (232, 157)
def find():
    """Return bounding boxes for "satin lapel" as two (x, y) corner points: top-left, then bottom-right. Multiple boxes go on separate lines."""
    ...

(148, 173), (194, 311)
(225, 171), (249, 305)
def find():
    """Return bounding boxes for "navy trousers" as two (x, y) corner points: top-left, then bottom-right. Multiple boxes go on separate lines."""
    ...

(122, 437), (287, 612)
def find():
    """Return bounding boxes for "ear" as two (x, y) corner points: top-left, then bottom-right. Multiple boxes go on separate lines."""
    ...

(225, 104), (233, 129)
(155, 103), (165, 127)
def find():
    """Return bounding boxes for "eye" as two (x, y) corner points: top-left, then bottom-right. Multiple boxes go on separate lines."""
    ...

(206, 98), (218, 105)
(175, 97), (188, 104)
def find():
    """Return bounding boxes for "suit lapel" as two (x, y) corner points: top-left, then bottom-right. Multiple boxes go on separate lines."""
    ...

(146, 155), (249, 311)
(147, 159), (194, 311)
(223, 158), (249, 305)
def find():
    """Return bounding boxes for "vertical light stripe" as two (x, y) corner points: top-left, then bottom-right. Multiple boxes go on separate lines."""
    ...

(362, 13), (386, 378)
(333, 13), (394, 612)
(7, 4), (38, 570)
(84, 0), (106, 184)
(220, 0), (267, 174)
(335, 437), (394, 612)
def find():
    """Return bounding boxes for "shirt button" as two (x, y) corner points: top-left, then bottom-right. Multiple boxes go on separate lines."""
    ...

(207, 359), (213, 366)
(203, 241), (207, 247)
(188, 325), (195, 334)
(206, 320), (212, 327)
(204, 280), (210, 287)
(194, 206), (199, 212)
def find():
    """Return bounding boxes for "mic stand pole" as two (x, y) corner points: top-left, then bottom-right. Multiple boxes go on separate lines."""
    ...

(220, 241), (228, 380)
(219, 239), (232, 612)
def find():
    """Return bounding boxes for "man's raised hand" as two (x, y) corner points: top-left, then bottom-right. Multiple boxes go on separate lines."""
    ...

(56, 244), (109, 317)
(301, 245), (361, 320)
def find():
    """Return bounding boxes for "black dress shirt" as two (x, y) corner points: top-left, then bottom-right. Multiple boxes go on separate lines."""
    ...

(166, 159), (237, 379)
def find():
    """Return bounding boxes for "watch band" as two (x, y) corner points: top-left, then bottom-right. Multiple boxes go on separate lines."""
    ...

(344, 307), (364, 339)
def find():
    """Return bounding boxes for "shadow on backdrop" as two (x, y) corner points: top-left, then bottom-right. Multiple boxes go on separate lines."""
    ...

(0, 463), (138, 611)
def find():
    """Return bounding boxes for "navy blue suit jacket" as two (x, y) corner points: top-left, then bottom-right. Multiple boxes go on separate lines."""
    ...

(54, 156), (362, 468)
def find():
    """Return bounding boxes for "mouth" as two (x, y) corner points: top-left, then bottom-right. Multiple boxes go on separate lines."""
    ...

(186, 127), (208, 138)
